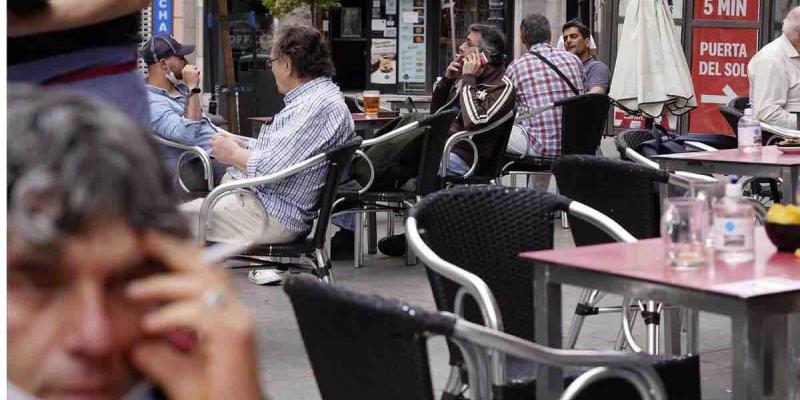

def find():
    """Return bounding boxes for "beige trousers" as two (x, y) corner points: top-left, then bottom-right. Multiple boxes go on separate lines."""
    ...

(180, 175), (297, 244)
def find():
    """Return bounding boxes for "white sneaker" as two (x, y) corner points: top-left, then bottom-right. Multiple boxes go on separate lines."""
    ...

(248, 269), (283, 285)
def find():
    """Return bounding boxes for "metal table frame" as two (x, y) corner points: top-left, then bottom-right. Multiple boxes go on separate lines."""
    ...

(655, 154), (799, 204)
(532, 261), (800, 400)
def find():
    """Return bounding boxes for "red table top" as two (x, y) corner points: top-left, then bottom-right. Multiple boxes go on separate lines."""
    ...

(351, 112), (399, 122)
(654, 146), (800, 166)
(520, 229), (800, 299)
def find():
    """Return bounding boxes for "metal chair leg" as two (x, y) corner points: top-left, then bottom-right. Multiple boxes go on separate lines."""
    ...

(615, 298), (639, 351)
(440, 365), (464, 400)
(643, 300), (662, 355)
(367, 212), (377, 254)
(564, 289), (594, 349)
(354, 211), (364, 269)
(314, 249), (335, 285)
(560, 211), (570, 229)
(386, 209), (395, 237)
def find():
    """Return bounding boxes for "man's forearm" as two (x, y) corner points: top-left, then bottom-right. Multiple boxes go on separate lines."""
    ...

(9, 0), (150, 37)
(185, 93), (203, 121)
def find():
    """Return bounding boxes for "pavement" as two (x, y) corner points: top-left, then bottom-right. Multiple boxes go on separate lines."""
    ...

(228, 138), (736, 399)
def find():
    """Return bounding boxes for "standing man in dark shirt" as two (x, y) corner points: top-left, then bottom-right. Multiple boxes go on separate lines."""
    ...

(8, 0), (151, 127)
(562, 19), (610, 94)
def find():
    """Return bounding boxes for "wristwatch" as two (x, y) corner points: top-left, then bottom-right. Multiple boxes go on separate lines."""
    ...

(189, 87), (202, 94)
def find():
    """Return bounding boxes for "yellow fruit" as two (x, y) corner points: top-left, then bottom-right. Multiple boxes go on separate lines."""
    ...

(767, 205), (794, 224)
(785, 205), (800, 222)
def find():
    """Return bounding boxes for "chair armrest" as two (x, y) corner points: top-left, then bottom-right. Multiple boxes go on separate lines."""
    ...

(625, 148), (718, 188)
(683, 141), (718, 152)
(567, 201), (637, 243)
(352, 150), (375, 194)
(153, 135), (215, 192)
(406, 217), (506, 385)
(760, 121), (800, 140)
(451, 319), (666, 400)
(441, 111), (516, 177)
(515, 104), (556, 120)
(198, 152), (328, 242)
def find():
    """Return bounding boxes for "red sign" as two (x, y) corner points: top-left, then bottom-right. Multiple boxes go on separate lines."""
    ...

(689, 27), (758, 134)
(693, 0), (759, 21)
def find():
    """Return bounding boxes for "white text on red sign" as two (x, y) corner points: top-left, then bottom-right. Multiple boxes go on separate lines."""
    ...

(701, 0), (749, 17)
(698, 41), (749, 77)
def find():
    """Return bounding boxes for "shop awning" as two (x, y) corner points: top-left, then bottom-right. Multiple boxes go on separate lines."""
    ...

(609, 0), (697, 118)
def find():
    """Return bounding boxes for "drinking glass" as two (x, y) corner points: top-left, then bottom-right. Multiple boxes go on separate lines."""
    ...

(688, 180), (725, 247)
(660, 197), (708, 269)
(362, 90), (380, 118)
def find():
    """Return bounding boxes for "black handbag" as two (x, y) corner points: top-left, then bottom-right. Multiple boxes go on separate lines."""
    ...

(350, 113), (427, 191)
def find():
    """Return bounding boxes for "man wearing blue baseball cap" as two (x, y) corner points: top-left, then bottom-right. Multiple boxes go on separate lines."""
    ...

(140, 35), (233, 192)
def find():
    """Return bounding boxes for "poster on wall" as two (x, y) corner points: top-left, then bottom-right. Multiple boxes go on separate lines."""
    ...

(399, 0), (426, 83)
(689, 27), (758, 134)
(371, 39), (397, 84)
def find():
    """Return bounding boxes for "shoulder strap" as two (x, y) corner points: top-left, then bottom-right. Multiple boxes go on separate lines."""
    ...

(530, 50), (580, 96)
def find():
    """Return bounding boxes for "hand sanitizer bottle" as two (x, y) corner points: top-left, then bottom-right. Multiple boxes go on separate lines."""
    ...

(713, 183), (755, 263)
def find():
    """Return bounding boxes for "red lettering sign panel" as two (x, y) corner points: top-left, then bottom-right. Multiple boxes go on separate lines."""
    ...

(693, 0), (759, 21)
(689, 27), (758, 134)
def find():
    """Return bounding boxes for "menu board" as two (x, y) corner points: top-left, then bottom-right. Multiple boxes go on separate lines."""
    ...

(398, 0), (426, 83)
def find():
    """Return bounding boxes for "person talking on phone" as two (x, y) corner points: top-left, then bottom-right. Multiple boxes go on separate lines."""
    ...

(8, 84), (267, 400)
(140, 35), (231, 193)
(374, 23), (516, 257)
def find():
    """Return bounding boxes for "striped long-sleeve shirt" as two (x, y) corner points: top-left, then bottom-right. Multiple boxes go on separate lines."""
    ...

(228, 77), (355, 235)
(505, 43), (585, 157)
(431, 66), (516, 166)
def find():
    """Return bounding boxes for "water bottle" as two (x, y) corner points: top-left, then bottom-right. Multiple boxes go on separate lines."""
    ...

(738, 108), (761, 151)
(712, 183), (755, 263)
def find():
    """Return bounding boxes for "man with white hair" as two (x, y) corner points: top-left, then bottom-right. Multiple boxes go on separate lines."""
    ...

(747, 6), (800, 129)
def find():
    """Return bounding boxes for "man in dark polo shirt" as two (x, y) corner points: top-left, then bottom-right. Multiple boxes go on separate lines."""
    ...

(562, 19), (610, 94)
(8, 0), (151, 127)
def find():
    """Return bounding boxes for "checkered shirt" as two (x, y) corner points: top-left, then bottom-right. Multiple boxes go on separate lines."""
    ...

(505, 43), (585, 157)
(228, 77), (355, 235)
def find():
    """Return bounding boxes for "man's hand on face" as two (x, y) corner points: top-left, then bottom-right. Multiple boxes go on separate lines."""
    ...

(126, 233), (263, 400)
(461, 52), (481, 77)
(210, 134), (241, 166)
(182, 65), (201, 89)
(444, 54), (463, 80)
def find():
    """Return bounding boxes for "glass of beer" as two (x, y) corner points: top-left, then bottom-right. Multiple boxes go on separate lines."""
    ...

(362, 90), (380, 118)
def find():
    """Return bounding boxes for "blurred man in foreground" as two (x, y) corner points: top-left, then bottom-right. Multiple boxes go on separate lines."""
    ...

(8, 84), (266, 400)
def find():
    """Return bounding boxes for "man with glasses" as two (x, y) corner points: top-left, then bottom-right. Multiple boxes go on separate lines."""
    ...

(182, 25), (355, 285)
(140, 35), (232, 190)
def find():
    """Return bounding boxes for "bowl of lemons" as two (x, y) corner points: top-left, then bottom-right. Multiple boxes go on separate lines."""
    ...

(765, 204), (800, 253)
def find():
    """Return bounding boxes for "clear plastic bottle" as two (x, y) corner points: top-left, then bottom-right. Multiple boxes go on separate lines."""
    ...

(713, 184), (755, 263)
(738, 108), (762, 151)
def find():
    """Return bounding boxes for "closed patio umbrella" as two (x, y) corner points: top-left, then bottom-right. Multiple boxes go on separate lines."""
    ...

(609, 0), (697, 118)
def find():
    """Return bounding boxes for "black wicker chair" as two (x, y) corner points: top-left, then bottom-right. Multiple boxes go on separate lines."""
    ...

(553, 155), (671, 351)
(199, 138), (361, 283)
(406, 186), (700, 400)
(332, 109), (459, 268)
(501, 93), (611, 187)
(441, 111), (517, 186)
(285, 275), (671, 400)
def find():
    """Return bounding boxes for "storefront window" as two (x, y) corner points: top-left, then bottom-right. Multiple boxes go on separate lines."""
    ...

(341, 7), (362, 37)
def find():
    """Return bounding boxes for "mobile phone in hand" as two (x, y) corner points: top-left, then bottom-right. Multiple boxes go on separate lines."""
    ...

(479, 51), (489, 66)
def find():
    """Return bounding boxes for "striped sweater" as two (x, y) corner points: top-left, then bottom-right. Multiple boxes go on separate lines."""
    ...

(431, 66), (516, 166)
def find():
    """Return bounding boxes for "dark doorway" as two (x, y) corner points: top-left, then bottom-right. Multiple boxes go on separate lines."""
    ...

(330, 0), (369, 90)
